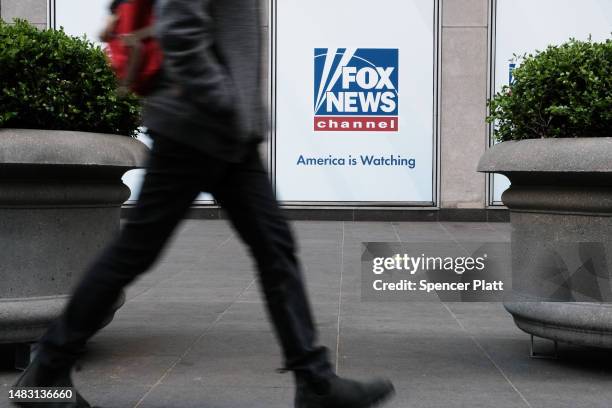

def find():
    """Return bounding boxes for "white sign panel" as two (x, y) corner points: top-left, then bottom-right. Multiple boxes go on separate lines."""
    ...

(274, 0), (437, 204)
(54, 0), (108, 43)
(493, 0), (612, 204)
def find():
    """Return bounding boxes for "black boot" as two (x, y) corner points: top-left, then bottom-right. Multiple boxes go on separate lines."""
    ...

(11, 357), (92, 408)
(295, 375), (395, 408)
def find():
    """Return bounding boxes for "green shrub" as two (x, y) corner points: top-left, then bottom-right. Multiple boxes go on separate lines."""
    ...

(0, 19), (140, 136)
(488, 37), (612, 142)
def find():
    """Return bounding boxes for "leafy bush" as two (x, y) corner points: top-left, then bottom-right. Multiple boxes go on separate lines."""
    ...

(488, 37), (612, 141)
(0, 19), (140, 136)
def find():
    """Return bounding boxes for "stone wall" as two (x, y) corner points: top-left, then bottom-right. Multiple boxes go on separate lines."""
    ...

(440, 0), (489, 209)
(0, 0), (46, 29)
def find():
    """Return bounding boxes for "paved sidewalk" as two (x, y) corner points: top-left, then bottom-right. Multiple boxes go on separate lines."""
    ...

(2, 221), (612, 408)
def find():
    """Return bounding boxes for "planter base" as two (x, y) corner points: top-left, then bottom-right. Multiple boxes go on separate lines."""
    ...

(0, 293), (126, 344)
(0, 296), (68, 344)
(479, 138), (612, 351)
(506, 302), (612, 349)
(0, 129), (147, 345)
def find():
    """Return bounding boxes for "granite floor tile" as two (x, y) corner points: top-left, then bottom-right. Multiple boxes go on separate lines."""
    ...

(5, 221), (609, 408)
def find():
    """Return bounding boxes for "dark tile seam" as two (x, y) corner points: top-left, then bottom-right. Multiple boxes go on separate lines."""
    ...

(335, 221), (345, 373)
(336, 222), (401, 373)
(391, 223), (402, 243)
(441, 303), (532, 408)
(406, 223), (531, 406)
(437, 221), (460, 245)
(439, 222), (483, 256)
(131, 278), (257, 408)
(125, 233), (235, 303)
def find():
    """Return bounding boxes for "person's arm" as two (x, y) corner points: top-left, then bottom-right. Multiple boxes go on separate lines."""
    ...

(154, 0), (236, 114)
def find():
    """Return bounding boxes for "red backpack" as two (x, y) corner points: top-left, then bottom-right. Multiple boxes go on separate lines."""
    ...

(101, 0), (163, 95)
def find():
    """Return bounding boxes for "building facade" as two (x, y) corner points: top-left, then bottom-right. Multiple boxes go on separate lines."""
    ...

(2, 0), (609, 220)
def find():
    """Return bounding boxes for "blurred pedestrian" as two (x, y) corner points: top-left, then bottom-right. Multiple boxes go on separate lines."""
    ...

(13, 1), (395, 407)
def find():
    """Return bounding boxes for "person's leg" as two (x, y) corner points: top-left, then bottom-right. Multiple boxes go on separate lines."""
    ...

(212, 147), (395, 408)
(211, 147), (334, 382)
(34, 136), (203, 370)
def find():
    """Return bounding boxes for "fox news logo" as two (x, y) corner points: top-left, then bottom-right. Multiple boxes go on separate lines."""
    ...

(314, 48), (399, 132)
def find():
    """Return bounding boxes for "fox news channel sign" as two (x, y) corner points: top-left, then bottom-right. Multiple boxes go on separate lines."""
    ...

(313, 48), (399, 133)
(275, 0), (436, 203)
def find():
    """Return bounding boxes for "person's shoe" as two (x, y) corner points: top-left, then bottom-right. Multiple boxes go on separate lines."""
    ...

(295, 375), (395, 408)
(11, 357), (92, 408)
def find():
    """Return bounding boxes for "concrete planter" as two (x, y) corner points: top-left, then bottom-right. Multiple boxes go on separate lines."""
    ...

(478, 137), (612, 348)
(0, 129), (148, 344)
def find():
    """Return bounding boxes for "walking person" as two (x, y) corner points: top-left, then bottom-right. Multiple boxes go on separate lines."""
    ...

(13, 1), (396, 407)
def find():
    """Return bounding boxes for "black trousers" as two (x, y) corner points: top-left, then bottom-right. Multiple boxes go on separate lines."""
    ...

(38, 134), (334, 381)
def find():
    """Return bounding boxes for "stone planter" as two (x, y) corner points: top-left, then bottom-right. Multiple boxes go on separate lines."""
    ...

(478, 137), (612, 348)
(0, 129), (148, 345)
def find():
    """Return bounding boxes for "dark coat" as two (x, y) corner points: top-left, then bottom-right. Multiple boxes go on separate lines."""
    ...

(143, 0), (265, 162)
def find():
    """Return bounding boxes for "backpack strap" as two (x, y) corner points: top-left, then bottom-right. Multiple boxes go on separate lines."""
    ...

(121, 26), (155, 46)
(117, 23), (156, 95)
